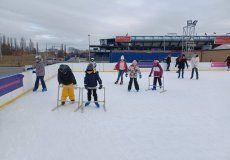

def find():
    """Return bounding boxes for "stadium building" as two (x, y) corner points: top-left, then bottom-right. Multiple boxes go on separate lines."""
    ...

(90, 35), (230, 63)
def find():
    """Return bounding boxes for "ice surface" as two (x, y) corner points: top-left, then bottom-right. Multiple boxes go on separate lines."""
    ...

(0, 71), (230, 160)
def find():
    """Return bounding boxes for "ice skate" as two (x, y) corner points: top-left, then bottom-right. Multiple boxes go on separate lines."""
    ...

(95, 102), (100, 108)
(42, 88), (47, 92)
(85, 101), (90, 106)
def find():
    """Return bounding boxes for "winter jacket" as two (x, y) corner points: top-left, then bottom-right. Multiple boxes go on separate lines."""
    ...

(35, 61), (45, 77)
(166, 57), (171, 64)
(115, 61), (128, 71)
(190, 57), (200, 68)
(58, 65), (76, 85)
(175, 57), (188, 69)
(225, 56), (230, 66)
(128, 64), (141, 78)
(149, 64), (163, 77)
(84, 71), (102, 88)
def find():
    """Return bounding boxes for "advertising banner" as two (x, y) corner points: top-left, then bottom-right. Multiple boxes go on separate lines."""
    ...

(0, 74), (24, 97)
(215, 36), (230, 44)
(211, 62), (226, 67)
(115, 36), (131, 43)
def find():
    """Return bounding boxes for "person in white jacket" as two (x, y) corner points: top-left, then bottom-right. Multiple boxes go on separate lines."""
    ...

(190, 54), (200, 80)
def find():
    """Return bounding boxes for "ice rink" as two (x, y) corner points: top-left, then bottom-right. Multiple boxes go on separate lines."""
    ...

(0, 71), (230, 160)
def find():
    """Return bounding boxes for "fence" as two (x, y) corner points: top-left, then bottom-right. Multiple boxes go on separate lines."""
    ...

(0, 55), (35, 67)
(0, 62), (228, 108)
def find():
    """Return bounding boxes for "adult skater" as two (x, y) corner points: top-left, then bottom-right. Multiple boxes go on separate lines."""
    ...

(58, 64), (77, 105)
(126, 60), (142, 92)
(149, 60), (163, 90)
(224, 55), (230, 71)
(33, 55), (47, 92)
(114, 55), (128, 85)
(190, 54), (200, 80)
(175, 54), (188, 78)
(84, 64), (103, 108)
(165, 54), (171, 71)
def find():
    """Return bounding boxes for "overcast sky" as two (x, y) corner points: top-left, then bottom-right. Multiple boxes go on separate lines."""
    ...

(0, 0), (230, 49)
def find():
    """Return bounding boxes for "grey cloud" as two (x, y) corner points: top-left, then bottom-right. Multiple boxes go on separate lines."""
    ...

(0, 0), (230, 49)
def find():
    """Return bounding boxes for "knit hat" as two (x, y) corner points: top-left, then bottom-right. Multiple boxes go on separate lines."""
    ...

(35, 55), (42, 62)
(86, 64), (94, 71)
(120, 55), (124, 60)
(132, 60), (137, 65)
(90, 58), (95, 62)
(153, 60), (159, 66)
(59, 64), (70, 74)
(35, 55), (41, 59)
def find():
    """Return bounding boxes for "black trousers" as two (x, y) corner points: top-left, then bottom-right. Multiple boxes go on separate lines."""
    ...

(87, 89), (97, 101)
(166, 63), (170, 71)
(128, 78), (139, 91)
(191, 67), (199, 79)
(33, 76), (47, 90)
(153, 77), (162, 87)
(178, 68), (184, 78)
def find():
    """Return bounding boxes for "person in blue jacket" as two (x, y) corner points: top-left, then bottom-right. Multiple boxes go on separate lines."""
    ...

(84, 64), (103, 108)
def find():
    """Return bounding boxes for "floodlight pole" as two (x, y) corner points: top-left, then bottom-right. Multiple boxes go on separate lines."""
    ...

(0, 33), (2, 60)
(88, 34), (91, 61)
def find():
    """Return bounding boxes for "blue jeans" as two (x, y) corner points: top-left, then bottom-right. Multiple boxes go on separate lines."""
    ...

(116, 70), (125, 82)
(33, 76), (47, 91)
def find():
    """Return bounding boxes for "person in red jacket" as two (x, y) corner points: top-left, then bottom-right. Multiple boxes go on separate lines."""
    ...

(114, 55), (128, 85)
(224, 55), (230, 71)
(149, 60), (163, 90)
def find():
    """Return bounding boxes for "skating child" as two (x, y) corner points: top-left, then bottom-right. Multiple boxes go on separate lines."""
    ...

(84, 64), (103, 108)
(190, 54), (200, 80)
(175, 54), (188, 78)
(114, 55), (128, 85)
(89, 57), (97, 72)
(126, 60), (142, 92)
(58, 64), (77, 105)
(149, 60), (163, 90)
(224, 55), (230, 71)
(33, 55), (47, 92)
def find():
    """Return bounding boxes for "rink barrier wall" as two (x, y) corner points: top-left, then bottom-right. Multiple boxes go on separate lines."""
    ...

(0, 64), (59, 109)
(59, 62), (227, 72)
(0, 62), (227, 109)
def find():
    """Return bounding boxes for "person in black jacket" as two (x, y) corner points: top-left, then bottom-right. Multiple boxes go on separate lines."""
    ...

(175, 54), (188, 78)
(58, 64), (77, 105)
(166, 55), (171, 71)
(84, 64), (103, 108)
(225, 55), (230, 71)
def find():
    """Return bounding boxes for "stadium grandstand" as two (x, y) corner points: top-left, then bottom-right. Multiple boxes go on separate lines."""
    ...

(90, 35), (230, 63)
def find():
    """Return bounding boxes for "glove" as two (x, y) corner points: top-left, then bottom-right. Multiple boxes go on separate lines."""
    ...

(125, 73), (128, 77)
(149, 74), (151, 77)
(139, 75), (142, 79)
(32, 70), (36, 73)
(84, 85), (88, 89)
(99, 84), (103, 89)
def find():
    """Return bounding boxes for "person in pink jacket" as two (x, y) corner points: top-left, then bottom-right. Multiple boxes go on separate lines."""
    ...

(149, 60), (163, 90)
(114, 55), (128, 85)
